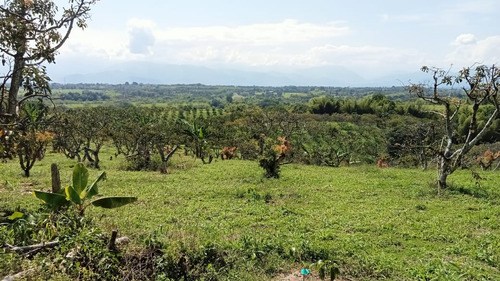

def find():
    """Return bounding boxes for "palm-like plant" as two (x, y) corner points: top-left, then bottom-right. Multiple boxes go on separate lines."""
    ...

(33, 163), (137, 215)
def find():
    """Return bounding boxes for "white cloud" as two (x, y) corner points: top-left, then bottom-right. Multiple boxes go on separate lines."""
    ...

(126, 19), (157, 55)
(446, 35), (500, 65)
(59, 28), (128, 60)
(150, 20), (367, 67)
(155, 19), (349, 46)
(54, 18), (429, 77)
(58, 19), (351, 64)
(161, 42), (424, 79)
(129, 27), (155, 54)
(453, 33), (477, 45)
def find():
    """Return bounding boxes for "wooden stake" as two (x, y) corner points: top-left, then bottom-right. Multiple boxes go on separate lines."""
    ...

(109, 229), (118, 250)
(51, 163), (61, 193)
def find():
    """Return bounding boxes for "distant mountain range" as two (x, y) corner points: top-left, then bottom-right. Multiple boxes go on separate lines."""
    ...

(49, 62), (430, 87)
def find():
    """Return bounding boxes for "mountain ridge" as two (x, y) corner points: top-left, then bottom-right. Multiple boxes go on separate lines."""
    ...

(49, 61), (429, 87)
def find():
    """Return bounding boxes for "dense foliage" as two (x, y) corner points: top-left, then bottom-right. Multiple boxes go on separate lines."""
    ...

(2, 81), (499, 177)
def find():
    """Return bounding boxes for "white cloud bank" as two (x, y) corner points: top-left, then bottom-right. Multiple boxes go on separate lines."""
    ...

(60, 19), (424, 74)
(446, 34), (500, 66)
(58, 18), (499, 79)
(62, 19), (350, 62)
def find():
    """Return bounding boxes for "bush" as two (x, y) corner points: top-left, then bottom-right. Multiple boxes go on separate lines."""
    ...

(258, 137), (291, 178)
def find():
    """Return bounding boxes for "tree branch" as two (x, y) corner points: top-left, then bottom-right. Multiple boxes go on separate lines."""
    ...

(422, 110), (445, 118)
(3, 240), (59, 253)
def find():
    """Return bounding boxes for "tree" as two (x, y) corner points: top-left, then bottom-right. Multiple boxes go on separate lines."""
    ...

(149, 108), (181, 174)
(387, 117), (441, 170)
(108, 106), (156, 170)
(182, 118), (210, 161)
(78, 107), (110, 169)
(300, 119), (385, 167)
(408, 65), (500, 189)
(52, 108), (86, 162)
(15, 101), (53, 177)
(0, 0), (95, 121)
(309, 96), (340, 115)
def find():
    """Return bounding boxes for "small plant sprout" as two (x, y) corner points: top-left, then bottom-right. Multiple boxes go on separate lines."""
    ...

(33, 163), (137, 215)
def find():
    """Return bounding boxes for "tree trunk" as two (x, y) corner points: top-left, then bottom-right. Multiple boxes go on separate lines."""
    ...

(437, 156), (451, 191)
(437, 169), (448, 190)
(421, 157), (428, 170)
(8, 55), (25, 117)
(94, 152), (100, 169)
(159, 161), (168, 174)
(25, 158), (35, 178)
(159, 145), (179, 174)
(92, 145), (101, 169)
(18, 153), (30, 177)
(83, 143), (95, 163)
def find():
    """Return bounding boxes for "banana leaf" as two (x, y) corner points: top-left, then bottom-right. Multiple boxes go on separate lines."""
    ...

(82, 171), (106, 199)
(65, 185), (82, 205)
(33, 191), (68, 208)
(91, 197), (137, 209)
(72, 163), (89, 195)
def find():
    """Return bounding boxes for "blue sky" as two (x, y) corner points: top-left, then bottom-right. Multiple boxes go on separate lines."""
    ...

(51, 0), (500, 81)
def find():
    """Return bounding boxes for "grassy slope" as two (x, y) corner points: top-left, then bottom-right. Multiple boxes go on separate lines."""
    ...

(1, 151), (500, 280)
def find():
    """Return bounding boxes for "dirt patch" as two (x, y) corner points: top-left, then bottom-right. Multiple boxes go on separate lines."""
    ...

(273, 270), (321, 281)
(19, 182), (35, 194)
(120, 248), (163, 281)
(273, 270), (354, 281)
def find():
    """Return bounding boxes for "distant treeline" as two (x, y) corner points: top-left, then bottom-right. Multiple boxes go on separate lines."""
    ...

(59, 90), (110, 101)
(50, 83), (464, 106)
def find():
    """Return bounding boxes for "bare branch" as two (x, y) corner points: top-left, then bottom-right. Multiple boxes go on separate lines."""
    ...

(422, 110), (446, 118)
(3, 240), (59, 253)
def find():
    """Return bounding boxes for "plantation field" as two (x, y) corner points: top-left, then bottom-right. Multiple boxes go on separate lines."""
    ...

(2, 151), (500, 280)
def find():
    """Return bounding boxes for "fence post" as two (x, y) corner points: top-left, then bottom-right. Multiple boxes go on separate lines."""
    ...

(51, 163), (61, 193)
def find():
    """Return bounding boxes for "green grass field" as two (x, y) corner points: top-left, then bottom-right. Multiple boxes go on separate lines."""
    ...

(1, 150), (500, 280)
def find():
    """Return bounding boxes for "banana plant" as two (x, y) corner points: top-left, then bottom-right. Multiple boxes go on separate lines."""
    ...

(181, 119), (209, 159)
(33, 163), (137, 215)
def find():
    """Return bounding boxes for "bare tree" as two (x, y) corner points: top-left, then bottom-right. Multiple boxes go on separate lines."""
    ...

(408, 65), (500, 190)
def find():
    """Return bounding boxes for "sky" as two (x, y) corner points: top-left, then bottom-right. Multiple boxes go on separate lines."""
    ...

(49, 0), (500, 83)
